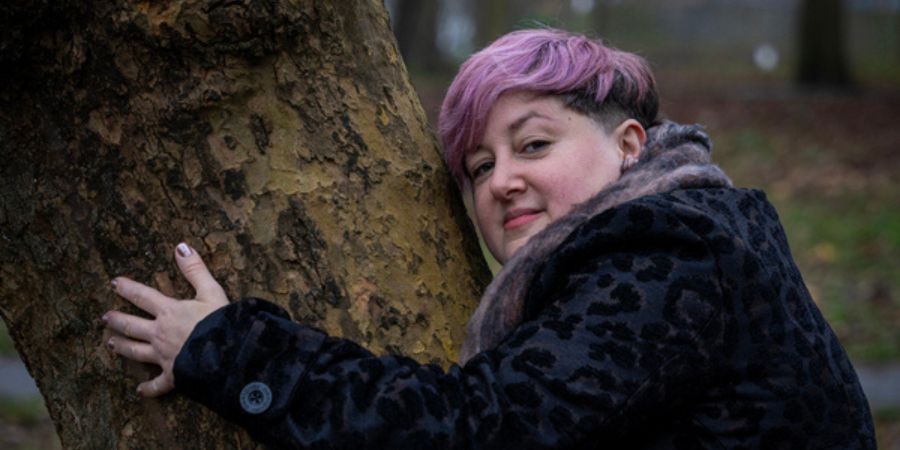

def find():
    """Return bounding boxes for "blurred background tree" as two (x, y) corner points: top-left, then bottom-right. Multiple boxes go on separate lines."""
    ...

(797, 0), (853, 86)
(391, 0), (445, 72)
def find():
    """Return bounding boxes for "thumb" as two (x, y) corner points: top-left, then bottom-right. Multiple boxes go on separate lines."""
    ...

(174, 242), (225, 302)
(137, 373), (174, 398)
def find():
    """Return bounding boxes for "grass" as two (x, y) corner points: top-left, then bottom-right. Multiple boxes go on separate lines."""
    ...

(706, 119), (900, 362)
(0, 397), (61, 450)
(875, 407), (900, 449)
(0, 397), (48, 426)
(0, 320), (15, 357)
(777, 196), (900, 361)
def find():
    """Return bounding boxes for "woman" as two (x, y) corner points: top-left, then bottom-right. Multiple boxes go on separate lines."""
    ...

(103, 29), (875, 448)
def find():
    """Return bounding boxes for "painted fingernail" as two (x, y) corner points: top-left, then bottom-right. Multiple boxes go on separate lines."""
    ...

(177, 243), (192, 257)
(110, 279), (117, 290)
(106, 338), (114, 350)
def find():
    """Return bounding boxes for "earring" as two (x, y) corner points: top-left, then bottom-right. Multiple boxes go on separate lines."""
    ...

(621, 155), (637, 172)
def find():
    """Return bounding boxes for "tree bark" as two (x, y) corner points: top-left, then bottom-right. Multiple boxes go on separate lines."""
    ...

(0, 1), (491, 449)
(796, 0), (853, 87)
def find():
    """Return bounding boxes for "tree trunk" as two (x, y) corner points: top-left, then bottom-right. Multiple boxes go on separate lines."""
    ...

(0, 1), (491, 449)
(796, 0), (853, 87)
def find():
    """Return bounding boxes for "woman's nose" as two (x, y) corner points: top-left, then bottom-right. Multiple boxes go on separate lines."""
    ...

(488, 159), (526, 200)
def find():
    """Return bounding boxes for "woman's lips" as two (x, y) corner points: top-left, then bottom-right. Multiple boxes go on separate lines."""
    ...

(504, 209), (542, 230)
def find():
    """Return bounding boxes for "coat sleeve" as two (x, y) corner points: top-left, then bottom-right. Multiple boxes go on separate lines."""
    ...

(173, 198), (725, 449)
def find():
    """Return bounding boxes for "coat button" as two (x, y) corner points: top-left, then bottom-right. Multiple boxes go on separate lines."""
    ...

(239, 382), (272, 414)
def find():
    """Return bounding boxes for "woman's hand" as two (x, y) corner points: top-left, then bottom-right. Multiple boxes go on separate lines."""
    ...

(103, 242), (229, 398)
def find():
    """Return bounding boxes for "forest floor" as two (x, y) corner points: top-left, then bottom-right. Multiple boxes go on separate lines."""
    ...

(662, 78), (900, 448)
(1, 74), (898, 449)
(659, 75), (900, 364)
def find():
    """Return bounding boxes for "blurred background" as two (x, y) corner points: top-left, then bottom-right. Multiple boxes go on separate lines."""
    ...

(2, 0), (898, 448)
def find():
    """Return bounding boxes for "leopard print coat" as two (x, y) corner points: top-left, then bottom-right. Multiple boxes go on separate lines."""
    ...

(174, 125), (875, 449)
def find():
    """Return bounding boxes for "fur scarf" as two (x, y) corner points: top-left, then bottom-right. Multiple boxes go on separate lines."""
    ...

(459, 121), (734, 364)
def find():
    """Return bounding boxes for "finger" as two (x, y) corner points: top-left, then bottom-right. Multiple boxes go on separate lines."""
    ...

(112, 277), (172, 317)
(137, 373), (174, 398)
(107, 336), (157, 364)
(174, 243), (225, 302)
(104, 310), (155, 341)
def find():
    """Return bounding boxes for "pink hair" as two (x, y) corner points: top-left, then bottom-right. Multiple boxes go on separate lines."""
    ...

(438, 28), (658, 186)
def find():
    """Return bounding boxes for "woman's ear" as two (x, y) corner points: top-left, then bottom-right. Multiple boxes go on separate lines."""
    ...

(614, 118), (647, 160)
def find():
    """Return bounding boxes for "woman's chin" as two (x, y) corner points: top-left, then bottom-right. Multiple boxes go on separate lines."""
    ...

(499, 238), (530, 264)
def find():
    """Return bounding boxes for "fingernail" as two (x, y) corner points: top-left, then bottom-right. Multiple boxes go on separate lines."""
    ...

(106, 338), (114, 350)
(176, 243), (192, 257)
(110, 279), (117, 290)
(136, 385), (143, 395)
(101, 314), (109, 323)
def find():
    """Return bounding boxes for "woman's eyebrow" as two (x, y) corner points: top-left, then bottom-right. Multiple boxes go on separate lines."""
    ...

(508, 111), (553, 133)
(472, 110), (555, 153)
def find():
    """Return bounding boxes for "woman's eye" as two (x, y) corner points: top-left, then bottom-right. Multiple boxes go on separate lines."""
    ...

(522, 140), (549, 153)
(470, 161), (494, 179)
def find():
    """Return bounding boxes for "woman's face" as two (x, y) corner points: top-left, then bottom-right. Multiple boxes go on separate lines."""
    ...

(466, 92), (644, 264)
